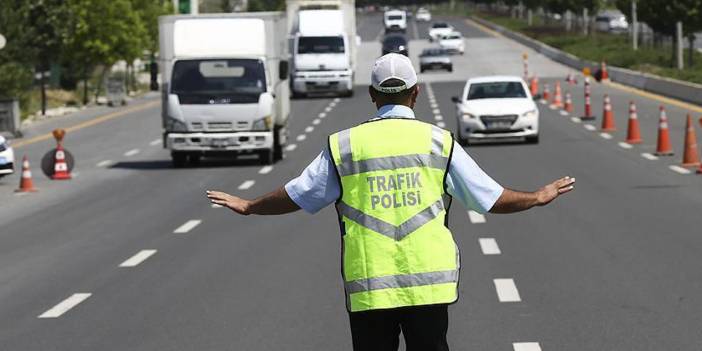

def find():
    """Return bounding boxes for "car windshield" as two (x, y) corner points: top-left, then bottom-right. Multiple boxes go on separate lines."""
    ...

(298, 36), (345, 54)
(432, 23), (448, 28)
(171, 59), (266, 104)
(388, 15), (403, 20)
(467, 82), (526, 100)
(444, 35), (461, 40)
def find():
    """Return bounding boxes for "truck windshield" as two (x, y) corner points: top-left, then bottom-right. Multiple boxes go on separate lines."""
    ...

(388, 15), (403, 20)
(298, 36), (345, 54)
(171, 59), (266, 104)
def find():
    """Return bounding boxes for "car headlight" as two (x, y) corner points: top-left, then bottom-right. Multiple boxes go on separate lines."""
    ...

(462, 113), (476, 121)
(252, 116), (273, 131)
(166, 117), (188, 132)
(521, 109), (538, 119)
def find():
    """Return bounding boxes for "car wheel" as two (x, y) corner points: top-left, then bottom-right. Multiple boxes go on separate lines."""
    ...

(447, 66), (453, 72)
(188, 153), (201, 166)
(526, 135), (540, 144)
(171, 152), (187, 168)
(420, 67), (425, 73)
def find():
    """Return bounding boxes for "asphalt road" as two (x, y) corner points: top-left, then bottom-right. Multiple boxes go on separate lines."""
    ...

(1, 14), (701, 351)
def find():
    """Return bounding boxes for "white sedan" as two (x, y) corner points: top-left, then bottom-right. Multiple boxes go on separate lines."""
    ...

(439, 32), (464, 54)
(452, 76), (539, 145)
(428, 22), (453, 42)
(0, 135), (15, 178)
(415, 8), (431, 22)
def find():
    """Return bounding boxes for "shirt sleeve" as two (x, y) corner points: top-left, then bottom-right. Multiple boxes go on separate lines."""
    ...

(284, 148), (341, 214)
(445, 141), (504, 214)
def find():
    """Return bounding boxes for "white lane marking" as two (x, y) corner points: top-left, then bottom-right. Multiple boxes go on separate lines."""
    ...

(570, 117), (582, 123)
(549, 105), (557, 110)
(560, 110), (569, 116)
(319, 112), (327, 118)
(437, 121), (446, 128)
(211, 203), (223, 208)
(468, 210), (486, 224)
(38, 293), (92, 318)
(430, 103), (438, 109)
(583, 124), (596, 131)
(432, 109), (441, 114)
(124, 148), (140, 157)
(333, 98), (341, 103)
(285, 144), (297, 151)
(599, 133), (613, 139)
(641, 153), (659, 160)
(478, 238), (501, 255)
(513, 342), (542, 351)
(434, 115), (443, 121)
(312, 119), (321, 125)
(305, 126), (314, 133)
(329, 101), (337, 108)
(96, 160), (114, 168)
(539, 99), (547, 104)
(324, 106), (332, 113)
(119, 249), (157, 267)
(149, 138), (161, 146)
(669, 165), (692, 174)
(494, 278), (522, 302)
(259, 165), (273, 174)
(618, 142), (633, 149)
(296, 134), (307, 141)
(173, 219), (202, 234)
(238, 180), (255, 190)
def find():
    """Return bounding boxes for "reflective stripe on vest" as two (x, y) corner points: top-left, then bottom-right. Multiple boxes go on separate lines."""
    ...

(330, 118), (459, 312)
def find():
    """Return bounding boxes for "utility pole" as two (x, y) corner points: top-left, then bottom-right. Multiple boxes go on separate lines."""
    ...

(676, 21), (684, 69)
(631, 1), (638, 50)
(582, 8), (589, 35)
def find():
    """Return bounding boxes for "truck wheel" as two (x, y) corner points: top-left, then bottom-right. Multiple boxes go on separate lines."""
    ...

(188, 153), (201, 166)
(171, 152), (187, 168)
(260, 150), (274, 165)
(274, 129), (284, 161)
(342, 89), (354, 98)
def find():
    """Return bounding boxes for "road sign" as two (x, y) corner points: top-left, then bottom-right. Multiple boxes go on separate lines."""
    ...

(0, 34), (6, 50)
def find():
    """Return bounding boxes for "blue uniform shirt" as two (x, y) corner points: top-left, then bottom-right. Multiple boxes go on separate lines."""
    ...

(285, 104), (504, 214)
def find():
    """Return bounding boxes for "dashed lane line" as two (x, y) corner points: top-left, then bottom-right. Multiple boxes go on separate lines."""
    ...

(238, 180), (255, 190)
(437, 121), (446, 128)
(494, 278), (522, 302)
(324, 106), (332, 113)
(38, 293), (92, 319)
(430, 102), (438, 109)
(559, 110), (569, 116)
(434, 115), (443, 121)
(583, 124), (596, 131)
(296, 134), (307, 142)
(513, 342), (542, 351)
(124, 148), (140, 157)
(478, 238), (501, 255)
(259, 165), (273, 174)
(570, 117), (582, 123)
(334, 98), (341, 103)
(468, 210), (486, 224)
(599, 133), (613, 140)
(432, 109), (441, 114)
(319, 112), (327, 118)
(285, 144), (297, 152)
(211, 203), (223, 208)
(312, 119), (321, 125)
(173, 219), (201, 234)
(669, 165), (692, 174)
(149, 138), (161, 146)
(305, 126), (314, 133)
(618, 142), (633, 149)
(641, 153), (659, 160)
(119, 249), (157, 267)
(96, 160), (114, 168)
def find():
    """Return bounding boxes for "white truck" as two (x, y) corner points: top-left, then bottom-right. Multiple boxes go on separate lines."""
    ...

(158, 13), (290, 166)
(383, 9), (407, 33)
(287, 0), (357, 97)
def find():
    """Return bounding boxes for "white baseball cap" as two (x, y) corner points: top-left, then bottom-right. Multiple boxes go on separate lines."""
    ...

(371, 53), (418, 93)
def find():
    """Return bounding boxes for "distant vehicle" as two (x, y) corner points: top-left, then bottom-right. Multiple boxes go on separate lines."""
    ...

(595, 12), (629, 33)
(428, 22), (453, 42)
(0, 135), (14, 178)
(105, 77), (127, 107)
(382, 34), (409, 56)
(419, 48), (452, 73)
(452, 76), (539, 145)
(384, 9), (407, 33)
(415, 8), (431, 22)
(439, 32), (464, 55)
(159, 13), (290, 167)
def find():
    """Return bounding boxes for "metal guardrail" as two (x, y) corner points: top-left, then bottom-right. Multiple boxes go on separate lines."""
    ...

(471, 16), (702, 106)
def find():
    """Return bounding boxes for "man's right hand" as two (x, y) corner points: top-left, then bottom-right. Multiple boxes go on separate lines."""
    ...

(206, 190), (251, 215)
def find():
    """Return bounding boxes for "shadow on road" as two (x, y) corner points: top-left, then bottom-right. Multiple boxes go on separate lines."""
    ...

(111, 157), (262, 170)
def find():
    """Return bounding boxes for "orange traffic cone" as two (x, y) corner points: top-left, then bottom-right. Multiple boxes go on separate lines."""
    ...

(563, 91), (573, 113)
(601, 94), (616, 132)
(551, 81), (563, 108)
(599, 61), (610, 81)
(52, 144), (71, 180)
(655, 106), (674, 156)
(542, 84), (550, 102)
(565, 72), (577, 85)
(15, 156), (38, 193)
(530, 77), (539, 97)
(681, 114), (700, 167)
(625, 101), (642, 144)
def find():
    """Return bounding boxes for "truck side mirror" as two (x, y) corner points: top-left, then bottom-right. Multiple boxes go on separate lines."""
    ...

(451, 96), (460, 103)
(279, 60), (289, 81)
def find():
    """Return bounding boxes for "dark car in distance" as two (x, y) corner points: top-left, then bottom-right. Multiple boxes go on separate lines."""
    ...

(419, 48), (452, 73)
(381, 34), (409, 57)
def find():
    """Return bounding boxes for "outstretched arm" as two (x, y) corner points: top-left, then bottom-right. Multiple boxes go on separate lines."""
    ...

(206, 187), (301, 215)
(489, 176), (575, 214)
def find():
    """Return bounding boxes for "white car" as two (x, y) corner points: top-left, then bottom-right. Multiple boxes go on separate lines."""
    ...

(439, 32), (464, 54)
(384, 10), (407, 33)
(0, 135), (15, 178)
(416, 8), (431, 22)
(452, 76), (539, 145)
(428, 22), (453, 42)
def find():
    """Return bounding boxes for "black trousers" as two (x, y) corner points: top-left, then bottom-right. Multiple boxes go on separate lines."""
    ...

(348, 304), (450, 351)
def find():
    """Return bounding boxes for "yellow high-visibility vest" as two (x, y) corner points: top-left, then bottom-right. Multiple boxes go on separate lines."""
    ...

(329, 118), (459, 312)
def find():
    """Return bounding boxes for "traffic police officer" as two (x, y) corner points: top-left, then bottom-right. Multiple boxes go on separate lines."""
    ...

(207, 53), (575, 351)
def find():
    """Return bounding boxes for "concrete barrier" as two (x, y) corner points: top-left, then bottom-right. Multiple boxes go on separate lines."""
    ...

(471, 16), (702, 106)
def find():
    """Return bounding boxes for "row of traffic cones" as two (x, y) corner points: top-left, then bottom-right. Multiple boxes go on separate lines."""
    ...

(15, 130), (72, 193)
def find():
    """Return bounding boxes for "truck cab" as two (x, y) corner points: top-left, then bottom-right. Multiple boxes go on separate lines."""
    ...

(384, 10), (407, 33)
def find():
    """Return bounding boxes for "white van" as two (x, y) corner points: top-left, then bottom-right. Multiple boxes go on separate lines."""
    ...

(384, 10), (407, 33)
